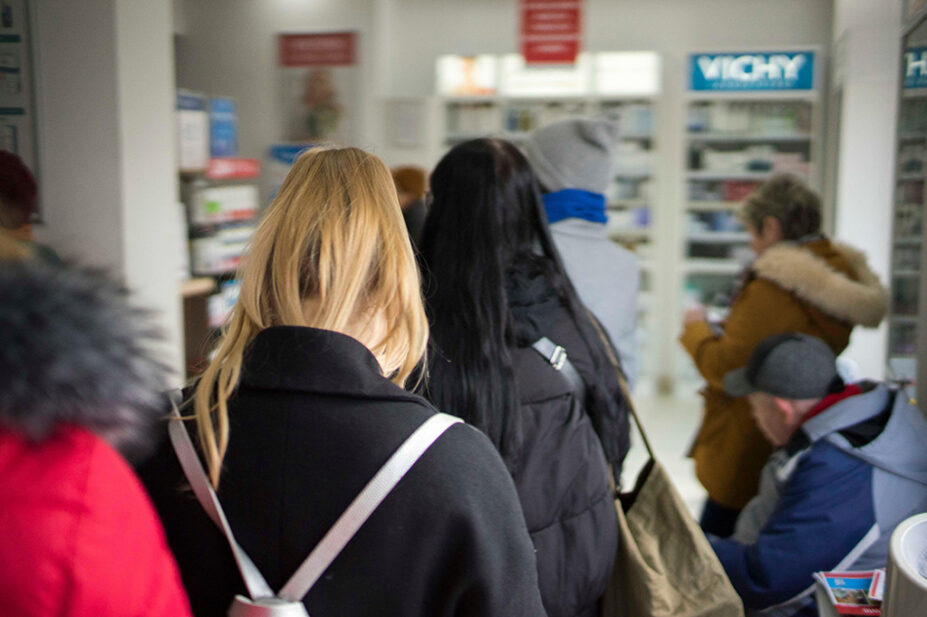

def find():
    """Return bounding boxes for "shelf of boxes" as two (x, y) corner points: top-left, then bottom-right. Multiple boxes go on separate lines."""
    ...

(679, 92), (819, 384)
(683, 259), (745, 275)
(887, 88), (926, 385)
(181, 161), (262, 336)
(439, 92), (659, 389)
(686, 200), (741, 212)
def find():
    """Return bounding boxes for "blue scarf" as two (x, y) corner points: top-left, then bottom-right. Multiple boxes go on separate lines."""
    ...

(542, 189), (607, 225)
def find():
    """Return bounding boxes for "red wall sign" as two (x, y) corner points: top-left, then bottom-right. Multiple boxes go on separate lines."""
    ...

(279, 32), (357, 67)
(520, 0), (582, 65)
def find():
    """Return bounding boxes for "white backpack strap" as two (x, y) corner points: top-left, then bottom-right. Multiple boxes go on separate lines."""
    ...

(167, 401), (276, 601)
(277, 413), (462, 602)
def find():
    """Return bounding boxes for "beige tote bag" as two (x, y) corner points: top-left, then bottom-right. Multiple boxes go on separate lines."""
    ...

(586, 314), (744, 617)
(601, 435), (744, 616)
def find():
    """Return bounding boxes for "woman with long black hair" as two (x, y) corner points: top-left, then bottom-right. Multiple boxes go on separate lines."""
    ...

(418, 138), (631, 617)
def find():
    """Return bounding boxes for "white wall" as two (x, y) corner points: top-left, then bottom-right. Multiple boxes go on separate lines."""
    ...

(177, 0), (836, 391)
(386, 0), (833, 97)
(830, 0), (903, 380)
(32, 0), (125, 271)
(175, 0), (376, 159)
(33, 0), (183, 378)
(115, 0), (185, 377)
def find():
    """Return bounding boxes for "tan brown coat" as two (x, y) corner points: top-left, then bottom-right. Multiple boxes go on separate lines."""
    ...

(680, 238), (887, 510)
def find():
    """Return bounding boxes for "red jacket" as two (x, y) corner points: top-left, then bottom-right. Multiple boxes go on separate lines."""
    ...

(0, 426), (192, 617)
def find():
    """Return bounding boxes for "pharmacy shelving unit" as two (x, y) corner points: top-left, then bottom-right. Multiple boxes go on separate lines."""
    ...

(676, 49), (822, 385)
(438, 92), (661, 389)
(179, 158), (262, 373)
(887, 87), (927, 399)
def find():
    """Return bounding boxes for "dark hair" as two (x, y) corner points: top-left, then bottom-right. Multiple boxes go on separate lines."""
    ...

(0, 151), (37, 227)
(418, 138), (628, 470)
(741, 173), (821, 241)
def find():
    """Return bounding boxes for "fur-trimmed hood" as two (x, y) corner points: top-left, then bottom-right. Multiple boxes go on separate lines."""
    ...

(0, 260), (168, 461)
(752, 240), (888, 328)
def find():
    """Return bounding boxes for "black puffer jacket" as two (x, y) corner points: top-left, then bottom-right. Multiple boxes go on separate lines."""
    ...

(505, 269), (619, 617)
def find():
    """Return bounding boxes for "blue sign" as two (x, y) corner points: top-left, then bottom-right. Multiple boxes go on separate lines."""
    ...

(689, 51), (815, 92)
(905, 47), (927, 89)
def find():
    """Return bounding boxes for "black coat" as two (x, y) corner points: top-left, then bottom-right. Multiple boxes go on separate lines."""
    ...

(507, 310), (618, 617)
(503, 269), (620, 617)
(138, 326), (547, 617)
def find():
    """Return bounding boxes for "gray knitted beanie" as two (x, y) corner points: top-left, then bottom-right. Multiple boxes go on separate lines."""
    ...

(522, 117), (620, 194)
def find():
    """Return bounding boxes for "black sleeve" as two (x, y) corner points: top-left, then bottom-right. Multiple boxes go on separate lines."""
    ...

(438, 423), (549, 617)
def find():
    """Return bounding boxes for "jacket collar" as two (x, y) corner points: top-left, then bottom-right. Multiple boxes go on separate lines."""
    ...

(550, 218), (610, 239)
(751, 238), (888, 327)
(239, 326), (422, 404)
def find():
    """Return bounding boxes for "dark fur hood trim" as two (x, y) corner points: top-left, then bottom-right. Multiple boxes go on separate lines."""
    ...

(0, 261), (168, 461)
(505, 259), (561, 347)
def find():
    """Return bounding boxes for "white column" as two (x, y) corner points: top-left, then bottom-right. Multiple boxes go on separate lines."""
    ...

(33, 0), (183, 379)
(831, 0), (903, 380)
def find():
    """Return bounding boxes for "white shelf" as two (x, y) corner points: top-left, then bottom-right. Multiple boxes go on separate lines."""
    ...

(614, 171), (652, 180)
(609, 198), (649, 209)
(438, 90), (662, 383)
(897, 172), (926, 181)
(890, 315), (919, 324)
(687, 132), (812, 143)
(621, 132), (653, 141)
(894, 236), (922, 246)
(892, 269), (921, 278)
(899, 132), (926, 142)
(686, 200), (741, 211)
(683, 259), (744, 275)
(442, 95), (501, 104)
(686, 231), (750, 243)
(687, 170), (784, 181)
(687, 91), (818, 102)
(609, 228), (651, 241)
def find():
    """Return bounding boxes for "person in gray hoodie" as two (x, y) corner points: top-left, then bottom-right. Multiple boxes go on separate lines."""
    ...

(711, 332), (927, 617)
(523, 117), (640, 387)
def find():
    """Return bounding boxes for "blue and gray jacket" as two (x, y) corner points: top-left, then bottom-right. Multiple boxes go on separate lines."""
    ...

(710, 383), (927, 616)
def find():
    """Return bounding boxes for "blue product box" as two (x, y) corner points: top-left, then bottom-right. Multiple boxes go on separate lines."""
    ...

(210, 97), (238, 158)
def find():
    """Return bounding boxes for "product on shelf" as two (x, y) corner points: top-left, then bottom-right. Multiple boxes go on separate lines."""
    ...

(893, 245), (922, 270)
(601, 101), (653, 136)
(894, 202), (923, 236)
(503, 100), (587, 133)
(190, 223), (256, 277)
(898, 142), (926, 175)
(209, 97), (239, 158)
(899, 96), (927, 135)
(177, 90), (210, 173)
(208, 279), (241, 329)
(188, 184), (260, 226)
(890, 322), (918, 357)
(891, 277), (921, 316)
(687, 101), (811, 136)
(445, 102), (498, 137)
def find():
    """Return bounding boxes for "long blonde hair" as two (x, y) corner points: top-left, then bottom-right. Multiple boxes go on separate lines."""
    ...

(194, 146), (429, 487)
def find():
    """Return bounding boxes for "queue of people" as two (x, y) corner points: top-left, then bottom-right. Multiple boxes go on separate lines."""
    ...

(0, 117), (924, 617)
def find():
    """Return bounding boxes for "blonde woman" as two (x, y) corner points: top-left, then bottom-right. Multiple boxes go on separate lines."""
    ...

(139, 146), (546, 617)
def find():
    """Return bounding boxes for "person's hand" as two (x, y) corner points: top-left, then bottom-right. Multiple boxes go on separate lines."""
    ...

(683, 305), (707, 325)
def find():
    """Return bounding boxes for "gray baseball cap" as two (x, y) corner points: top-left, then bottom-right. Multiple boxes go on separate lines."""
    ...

(723, 332), (843, 399)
